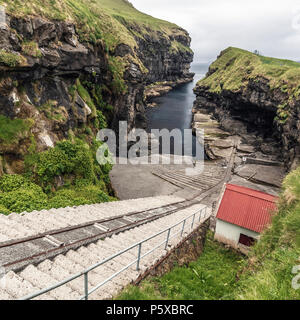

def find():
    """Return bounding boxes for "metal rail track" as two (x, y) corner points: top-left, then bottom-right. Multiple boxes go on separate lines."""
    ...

(152, 170), (222, 191)
(154, 143), (238, 198)
(0, 145), (238, 275)
(0, 198), (199, 273)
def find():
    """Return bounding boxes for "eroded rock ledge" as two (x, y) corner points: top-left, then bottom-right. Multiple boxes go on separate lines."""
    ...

(144, 77), (194, 108)
(0, 9), (193, 174)
(193, 47), (300, 171)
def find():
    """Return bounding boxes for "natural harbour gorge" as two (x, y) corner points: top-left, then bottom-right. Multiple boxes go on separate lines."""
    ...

(0, 0), (299, 301)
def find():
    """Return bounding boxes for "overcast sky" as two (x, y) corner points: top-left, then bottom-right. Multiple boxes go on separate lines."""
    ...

(131, 0), (300, 63)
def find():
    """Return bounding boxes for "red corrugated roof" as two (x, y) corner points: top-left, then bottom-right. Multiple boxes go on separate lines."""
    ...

(216, 184), (278, 233)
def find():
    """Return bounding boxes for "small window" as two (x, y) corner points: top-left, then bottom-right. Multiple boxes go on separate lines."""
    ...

(239, 234), (256, 247)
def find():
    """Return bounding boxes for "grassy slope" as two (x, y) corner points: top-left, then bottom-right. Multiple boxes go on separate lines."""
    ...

(0, 115), (32, 144)
(236, 168), (300, 300)
(0, 0), (191, 76)
(117, 232), (245, 300)
(198, 47), (300, 100)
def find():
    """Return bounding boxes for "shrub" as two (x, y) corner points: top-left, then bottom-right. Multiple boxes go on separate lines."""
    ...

(0, 204), (10, 215)
(0, 173), (114, 214)
(25, 139), (96, 188)
(26, 147), (70, 185)
(76, 185), (112, 203)
(0, 174), (32, 192)
(57, 140), (95, 181)
(85, 126), (93, 136)
(48, 189), (92, 209)
(76, 79), (96, 117)
(108, 56), (127, 94)
(0, 138), (114, 213)
(0, 187), (48, 213)
(0, 115), (32, 144)
(48, 184), (113, 209)
(105, 104), (114, 112)
(95, 110), (107, 130)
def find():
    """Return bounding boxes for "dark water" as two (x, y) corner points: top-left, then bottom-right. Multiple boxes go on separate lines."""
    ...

(146, 63), (209, 158)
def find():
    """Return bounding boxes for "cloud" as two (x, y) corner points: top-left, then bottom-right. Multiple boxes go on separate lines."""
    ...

(131, 0), (300, 62)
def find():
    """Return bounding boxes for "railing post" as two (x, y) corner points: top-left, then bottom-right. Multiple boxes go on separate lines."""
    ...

(199, 208), (202, 222)
(84, 272), (89, 300)
(20, 207), (213, 301)
(165, 228), (171, 250)
(191, 213), (196, 230)
(136, 243), (142, 271)
(181, 219), (186, 237)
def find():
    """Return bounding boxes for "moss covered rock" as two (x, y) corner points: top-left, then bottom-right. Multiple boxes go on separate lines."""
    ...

(194, 47), (300, 169)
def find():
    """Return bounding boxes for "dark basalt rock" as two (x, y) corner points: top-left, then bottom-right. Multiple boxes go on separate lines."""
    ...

(32, 17), (57, 46)
(193, 78), (300, 170)
(114, 44), (133, 57)
(0, 13), (193, 173)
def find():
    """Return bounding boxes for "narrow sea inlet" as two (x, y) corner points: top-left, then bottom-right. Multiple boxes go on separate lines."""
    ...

(146, 63), (209, 158)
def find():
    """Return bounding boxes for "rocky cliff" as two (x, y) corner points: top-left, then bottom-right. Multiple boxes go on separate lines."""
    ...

(193, 47), (300, 170)
(0, 0), (193, 214)
(0, 0), (193, 174)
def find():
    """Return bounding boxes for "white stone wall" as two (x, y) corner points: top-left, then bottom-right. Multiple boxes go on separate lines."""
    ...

(214, 219), (259, 250)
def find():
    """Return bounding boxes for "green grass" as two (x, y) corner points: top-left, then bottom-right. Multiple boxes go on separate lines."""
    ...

(170, 40), (193, 54)
(0, 115), (32, 144)
(0, 49), (25, 67)
(117, 165), (300, 301)
(117, 233), (245, 300)
(38, 100), (68, 122)
(1, 0), (183, 38)
(1, 0), (191, 91)
(234, 167), (300, 300)
(22, 41), (42, 58)
(76, 79), (97, 117)
(198, 47), (300, 100)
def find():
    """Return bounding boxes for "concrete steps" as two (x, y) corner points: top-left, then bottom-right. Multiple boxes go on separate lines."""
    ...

(0, 202), (210, 300)
(4, 271), (53, 300)
(0, 195), (184, 242)
(19, 265), (79, 300)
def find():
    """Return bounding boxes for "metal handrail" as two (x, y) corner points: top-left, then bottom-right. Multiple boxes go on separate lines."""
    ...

(20, 205), (210, 300)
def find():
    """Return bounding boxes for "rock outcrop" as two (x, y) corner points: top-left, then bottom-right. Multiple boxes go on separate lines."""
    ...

(0, 1), (193, 174)
(112, 26), (194, 130)
(193, 47), (300, 170)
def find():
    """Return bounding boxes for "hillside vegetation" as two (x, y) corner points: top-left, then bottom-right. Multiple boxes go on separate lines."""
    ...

(198, 47), (300, 100)
(236, 167), (300, 300)
(0, 0), (191, 83)
(117, 168), (300, 300)
(1, 0), (187, 45)
(117, 232), (245, 300)
(0, 138), (115, 215)
(0, 0), (193, 215)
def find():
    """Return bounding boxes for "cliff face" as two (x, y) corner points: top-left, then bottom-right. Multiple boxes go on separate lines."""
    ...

(193, 47), (300, 170)
(0, 0), (193, 174)
(112, 22), (194, 130)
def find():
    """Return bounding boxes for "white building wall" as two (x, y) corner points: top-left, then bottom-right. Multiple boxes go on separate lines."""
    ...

(214, 219), (259, 250)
